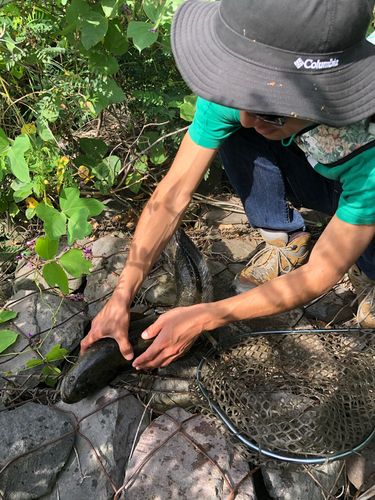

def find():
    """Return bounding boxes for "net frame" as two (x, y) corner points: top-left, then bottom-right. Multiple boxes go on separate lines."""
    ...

(197, 328), (375, 465)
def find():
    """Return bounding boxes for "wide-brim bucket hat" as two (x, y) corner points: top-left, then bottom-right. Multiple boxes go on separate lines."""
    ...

(171, 0), (375, 126)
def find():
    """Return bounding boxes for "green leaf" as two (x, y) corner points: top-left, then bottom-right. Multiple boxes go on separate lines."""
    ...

(26, 207), (37, 219)
(78, 138), (107, 159)
(67, 208), (92, 244)
(41, 365), (61, 386)
(127, 21), (158, 52)
(107, 155), (121, 186)
(0, 199), (8, 215)
(81, 12), (108, 50)
(0, 330), (18, 353)
(94, 180), (110, 194)
(7, 135), (31, 183)
(25, 359), (44, 368)
(0, 310), (17, 324)
(60, 248), (93, 277)
(66, 0), (90, 25)
(59, 187), (104, 217)
(89, 51), (119, 75)
(35, 234), (59, 260)
(0, 128), (9, 156)
(13, 183), (33, 203)
(36, 203), (67, 240)
(74, 155), (98, 169)
(92, 160), (109, 179)
(8, 202), (19, 217)
(101, 0), (124, 19)
(134, 155), (148, 173)
(36, 118), (54, 142)
(180, 94), (198, 122)
(105, 19), (129, 55)
(126, 172), (142, 194)
(144, 0), (165, 23)
(89, 77), (125, 115)
(43, 262), (69, 293)
(45, 344), (69, 362)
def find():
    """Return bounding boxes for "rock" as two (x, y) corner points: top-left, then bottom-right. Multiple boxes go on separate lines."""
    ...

(261, 461), (344, 500)
(85, 235), (130, 317)
(39, 387), (149, 500)
(346, 444), (375, 490)
(143, 272), (176, 306)
(211, 237), (257, 261)
(304, 286), (355, 324)
(1, 290), (88, 391)
(202, 196), (249, 230)
(0, 402), (75, 500)
(122, 407), (256, 500)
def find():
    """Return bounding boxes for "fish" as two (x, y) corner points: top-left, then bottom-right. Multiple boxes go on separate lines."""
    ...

(60, 228), (213, 404)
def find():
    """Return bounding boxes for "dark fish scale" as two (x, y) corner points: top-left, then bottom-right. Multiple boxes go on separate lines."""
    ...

(60, 228), (212, 404)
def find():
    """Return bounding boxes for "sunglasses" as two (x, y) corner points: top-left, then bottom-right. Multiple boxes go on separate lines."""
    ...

(254, 114), (287, 126)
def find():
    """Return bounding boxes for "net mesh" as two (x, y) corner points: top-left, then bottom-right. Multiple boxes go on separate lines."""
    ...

(196, 329), (375, 462)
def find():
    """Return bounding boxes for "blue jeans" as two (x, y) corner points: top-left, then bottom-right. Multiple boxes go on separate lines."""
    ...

(219, 127), (375, 280)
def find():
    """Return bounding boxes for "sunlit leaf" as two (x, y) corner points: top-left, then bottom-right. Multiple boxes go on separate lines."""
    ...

(21, 124), (37, 135)
(81, 12), (108, 50)
(67, 207), (92, 244)
(43, 262), (69, 293)
(0, 330), (18, 353)
(35, 233), (59, 260)
(127, 21), (158, 52)
(7, 135), (31, 183)
(60, 248), (93, 277)
(0, 310), (17, 324)
(25, 196), (38, 209)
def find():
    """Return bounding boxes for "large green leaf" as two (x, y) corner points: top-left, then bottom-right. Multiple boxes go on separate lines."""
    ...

(81, 12), (108, 50)
(7, 135), (31, 183)
(36, 203), (67, 240)
(13, 182), (34, 203)
(107, 155), (121, 186)
(105, 19), (129, 55)
(66, 0), (89, 25)
(0, 330), (18, 353)
(67, 208), (92, 244)
(127, 21), (158, 52)
(60, 248), (93, 277)
(89, 52), (119, 75)
(36, 118), (54, 142)
(180, 94), (198, 122)
(0, 127), (9, 156)
(43, 262), (69, 293)
(59, 187), (104, 217)
(35, 233), (59, 260)
(45, 344), (69, 362)
(101, 0), (124, 19)
(144, 0), (166, 23)
(78, 138), (107, 159)
(0, 310), (17, 324)
(92, 160), (109, 179)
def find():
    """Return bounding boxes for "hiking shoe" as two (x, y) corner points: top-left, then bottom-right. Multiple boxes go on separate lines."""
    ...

(348, 263), (375, 327)
(233, 229), (311, 293)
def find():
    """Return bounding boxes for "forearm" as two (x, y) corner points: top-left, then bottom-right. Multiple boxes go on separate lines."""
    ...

(115, 133), (218, 303)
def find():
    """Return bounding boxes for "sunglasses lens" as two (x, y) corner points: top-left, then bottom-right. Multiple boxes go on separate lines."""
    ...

(255, 114), (287, 126)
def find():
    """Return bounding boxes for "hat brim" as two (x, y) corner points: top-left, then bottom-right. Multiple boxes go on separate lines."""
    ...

(171, 1), (375, 126)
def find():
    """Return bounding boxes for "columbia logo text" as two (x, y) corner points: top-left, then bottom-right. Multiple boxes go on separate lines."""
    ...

(293, 58), (339, 70)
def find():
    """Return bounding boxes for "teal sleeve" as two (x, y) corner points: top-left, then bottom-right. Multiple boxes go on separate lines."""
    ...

(314, 149), (375, 225)
(188, 97), (242, 149)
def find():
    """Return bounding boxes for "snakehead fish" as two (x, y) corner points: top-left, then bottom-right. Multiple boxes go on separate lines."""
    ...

(60, 228), (213, 404)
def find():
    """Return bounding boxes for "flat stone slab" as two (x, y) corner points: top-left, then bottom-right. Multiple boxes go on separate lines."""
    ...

(0, 402), (74, 500)
(122, 407), (256, 500)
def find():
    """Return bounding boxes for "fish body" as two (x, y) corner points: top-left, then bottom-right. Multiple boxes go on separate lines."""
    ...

(60, 228), (212, 404)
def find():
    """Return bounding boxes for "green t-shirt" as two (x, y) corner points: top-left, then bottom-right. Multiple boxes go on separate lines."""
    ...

(188, 97), (375, 226)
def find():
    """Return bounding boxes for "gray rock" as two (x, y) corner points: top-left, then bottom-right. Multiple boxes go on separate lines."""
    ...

(207, 259), (227, 277)
(1, 290), (88, 391)
(40, 387), (149, 500)
(122, 407), (256, 500)
(346, 443), (375, 490)
(0, 402), (75, 500)
(304, 286), (355, 324)
(211, 237), (257, 261)
(84, 235), (130, 317)
(262, 460), (344, 500)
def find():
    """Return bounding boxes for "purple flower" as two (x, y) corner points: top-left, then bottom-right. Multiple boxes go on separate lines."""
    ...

(150, 28), (157, 33)
(27, 263), (32, 267)
(79, 181), (85, 186)
(28, 333), (34, 338)
(16, 256), (22, 261)
(122, 4), (130, 13)
(102, 253), (106, 256)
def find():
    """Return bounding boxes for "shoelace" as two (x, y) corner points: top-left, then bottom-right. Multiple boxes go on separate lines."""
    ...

(246, 243), (294, 277)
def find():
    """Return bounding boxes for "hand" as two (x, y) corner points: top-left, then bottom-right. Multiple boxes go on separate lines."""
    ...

(132, 305), (208, 371)
(80, 289), (134, 360)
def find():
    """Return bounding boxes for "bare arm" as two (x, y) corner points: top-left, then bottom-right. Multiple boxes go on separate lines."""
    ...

(80, 132), (218, 358)
(133, 215), (375, 369)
